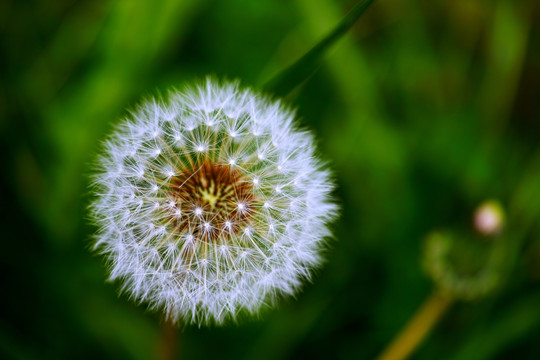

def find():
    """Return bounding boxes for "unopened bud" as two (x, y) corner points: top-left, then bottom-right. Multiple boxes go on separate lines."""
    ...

(473, 200), (505, 236)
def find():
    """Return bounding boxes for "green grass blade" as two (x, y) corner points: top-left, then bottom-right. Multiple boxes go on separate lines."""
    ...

(263, 0), (375, 97)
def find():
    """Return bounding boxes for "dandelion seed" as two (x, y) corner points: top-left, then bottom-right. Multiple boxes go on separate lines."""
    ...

(90, 78), (337, 325)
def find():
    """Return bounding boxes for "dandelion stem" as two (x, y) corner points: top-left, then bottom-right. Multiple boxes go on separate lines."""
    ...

(159, 320), (178, 360)
(376, 290), (453, 360)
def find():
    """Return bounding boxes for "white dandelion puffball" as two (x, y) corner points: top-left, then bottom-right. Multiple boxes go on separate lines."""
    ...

(91, 78), (337, 324)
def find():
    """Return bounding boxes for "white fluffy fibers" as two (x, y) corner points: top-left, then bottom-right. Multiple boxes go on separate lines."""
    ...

(91, 78), (337, 325)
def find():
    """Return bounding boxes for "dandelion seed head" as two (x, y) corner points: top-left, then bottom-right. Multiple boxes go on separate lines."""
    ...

(91, 78), (337, 325)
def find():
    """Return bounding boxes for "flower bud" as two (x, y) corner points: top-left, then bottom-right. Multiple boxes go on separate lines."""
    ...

(473, 200), (505, 236)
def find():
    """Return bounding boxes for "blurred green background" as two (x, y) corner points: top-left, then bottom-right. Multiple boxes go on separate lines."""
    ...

(1, 0), (540, 359)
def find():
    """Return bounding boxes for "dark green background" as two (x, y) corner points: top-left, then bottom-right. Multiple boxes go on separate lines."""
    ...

(1, 0), (540, 359)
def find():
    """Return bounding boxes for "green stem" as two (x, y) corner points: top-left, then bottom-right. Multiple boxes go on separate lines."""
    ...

(159, 320), (178, 360)
(376, 291), (453, 360)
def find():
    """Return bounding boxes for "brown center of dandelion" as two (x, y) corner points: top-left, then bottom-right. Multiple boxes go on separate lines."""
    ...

(167, 161), (256, 241)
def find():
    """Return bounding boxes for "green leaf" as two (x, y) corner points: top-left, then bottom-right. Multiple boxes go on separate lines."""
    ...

(263, 0), (375, 97)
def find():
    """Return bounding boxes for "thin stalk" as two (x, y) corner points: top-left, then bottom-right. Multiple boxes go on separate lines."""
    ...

(376, 290), (453, 360)
(159, 320), (179, 360)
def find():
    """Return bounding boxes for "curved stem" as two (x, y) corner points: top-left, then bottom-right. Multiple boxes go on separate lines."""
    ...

(376, 290), (453, 360)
